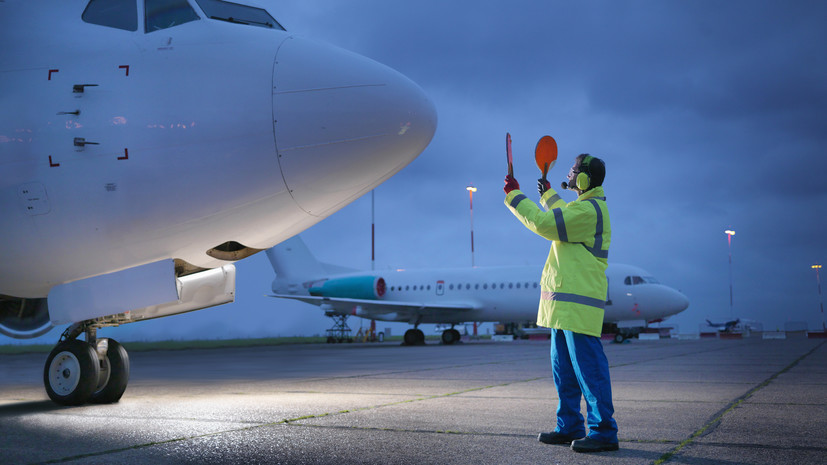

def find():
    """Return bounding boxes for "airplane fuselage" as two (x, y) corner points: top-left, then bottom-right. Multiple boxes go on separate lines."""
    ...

(0, 0), (437, 405)
(316, 263), (690, 326)
(1, 1), (436, 298)
(2, 14), (287, 297)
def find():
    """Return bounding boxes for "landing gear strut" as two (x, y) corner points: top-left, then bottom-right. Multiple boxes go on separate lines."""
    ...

(43, 323), (130, 406)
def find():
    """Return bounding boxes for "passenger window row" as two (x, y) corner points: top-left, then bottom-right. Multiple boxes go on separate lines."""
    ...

(389, 282), (538, 292)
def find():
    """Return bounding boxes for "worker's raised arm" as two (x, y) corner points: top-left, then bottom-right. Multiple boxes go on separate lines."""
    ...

(505, 189), (600, 244)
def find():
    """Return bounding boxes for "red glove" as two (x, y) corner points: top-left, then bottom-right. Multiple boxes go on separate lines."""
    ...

(504, 175), (520, 194)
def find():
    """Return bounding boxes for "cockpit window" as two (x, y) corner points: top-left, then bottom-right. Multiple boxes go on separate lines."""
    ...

(82, 0), (138, 31)
(624, 276), (645, 285)
(624, 275), (660, 285)
(195, 0), (284, 30)
(145, 0), (201, 33)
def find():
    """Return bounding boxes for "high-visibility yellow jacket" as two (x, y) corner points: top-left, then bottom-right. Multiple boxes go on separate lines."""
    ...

(504, 186), (610, 337)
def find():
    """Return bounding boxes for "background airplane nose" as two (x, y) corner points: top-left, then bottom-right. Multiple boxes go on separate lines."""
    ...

(272, 37), (437, 217)
(670, 288), (690, 313)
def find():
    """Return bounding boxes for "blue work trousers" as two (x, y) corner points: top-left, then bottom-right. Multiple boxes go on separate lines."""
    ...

(550, 328), (618, 443)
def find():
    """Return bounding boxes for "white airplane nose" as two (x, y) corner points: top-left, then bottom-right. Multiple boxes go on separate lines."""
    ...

(272, 37), (437, 217)
(668, 288), (690, 314)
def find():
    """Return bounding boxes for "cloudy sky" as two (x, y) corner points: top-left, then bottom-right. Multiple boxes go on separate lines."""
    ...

(11, 0), (827, 344)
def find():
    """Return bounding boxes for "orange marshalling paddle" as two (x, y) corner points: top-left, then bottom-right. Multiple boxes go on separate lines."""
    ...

(534, 135), (558, 182)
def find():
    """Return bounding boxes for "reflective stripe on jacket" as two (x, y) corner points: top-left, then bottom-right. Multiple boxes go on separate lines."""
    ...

(504, 186), (610, 337)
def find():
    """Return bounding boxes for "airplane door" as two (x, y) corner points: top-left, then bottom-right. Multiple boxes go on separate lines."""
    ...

(609, 275), (639, 318)
(436, 280), (445, 296)
(624, 276), (640, 316)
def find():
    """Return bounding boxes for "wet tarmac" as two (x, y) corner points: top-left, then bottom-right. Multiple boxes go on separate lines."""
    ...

(1, 336), (825, 464)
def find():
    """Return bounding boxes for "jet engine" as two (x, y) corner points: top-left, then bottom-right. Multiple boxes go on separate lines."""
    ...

(309, 276), (386, 300)
(0, 297), (53, 339)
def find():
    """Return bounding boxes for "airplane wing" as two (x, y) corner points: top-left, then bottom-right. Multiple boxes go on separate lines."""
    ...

(269, 294), (476, 320)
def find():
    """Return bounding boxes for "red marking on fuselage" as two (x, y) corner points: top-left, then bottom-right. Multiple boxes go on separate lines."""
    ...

(119, 65), (129, 76)
(118, 148), (129, 160)
(48, 69), (59, 80)
(49, 156), (59, 167)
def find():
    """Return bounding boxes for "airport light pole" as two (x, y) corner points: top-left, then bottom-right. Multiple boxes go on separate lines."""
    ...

(467, 186), (477, 267)
(813, 264), (825, 332)
(371, 189), (375, 271)
(725, 229), (736, 319)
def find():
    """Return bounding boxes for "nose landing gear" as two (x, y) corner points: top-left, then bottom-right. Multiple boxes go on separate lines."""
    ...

(43, 323), (130, 406)
(44, 339), (98, 405)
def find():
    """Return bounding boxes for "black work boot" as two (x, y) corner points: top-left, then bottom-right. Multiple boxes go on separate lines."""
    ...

(538, 431), (584, 445)
(571, 437), (619, 452)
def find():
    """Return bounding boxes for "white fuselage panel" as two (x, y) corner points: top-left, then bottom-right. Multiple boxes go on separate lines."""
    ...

(0, 1), (437, 298)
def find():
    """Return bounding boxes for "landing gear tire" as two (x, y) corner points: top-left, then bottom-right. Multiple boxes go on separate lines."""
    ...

(404, 328), (425, 345)
(441, 329), (461, 345)
(91, 339), (130, 404)
(44, 340), (100, 406)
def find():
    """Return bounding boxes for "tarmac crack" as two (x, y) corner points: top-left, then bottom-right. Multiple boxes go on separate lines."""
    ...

(282, 422), (533, 439)
(652, 340), (826, 465)
(686, 441), (827, 453)
(26, 339), (822, 464)
(282, 423), (692, 449)
(278, 375), (548, 425)
(29, 375), (546, 464)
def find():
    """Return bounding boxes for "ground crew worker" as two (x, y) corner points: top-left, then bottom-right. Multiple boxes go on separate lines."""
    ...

(503, 153), (619, 453)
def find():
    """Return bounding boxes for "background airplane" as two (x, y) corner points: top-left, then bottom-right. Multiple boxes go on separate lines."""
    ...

(706, 318), (740, 333)
(0, 0), (436, 405)
(267, 236), (690, 344)
(705, 318), (763, 333)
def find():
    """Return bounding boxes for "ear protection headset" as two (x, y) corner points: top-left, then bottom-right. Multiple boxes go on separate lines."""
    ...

(576, 155), (594, 191)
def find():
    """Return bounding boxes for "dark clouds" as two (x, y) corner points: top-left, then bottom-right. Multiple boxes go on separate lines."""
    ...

(11, 1), (826, 345)
(270, 0), (827, 333)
